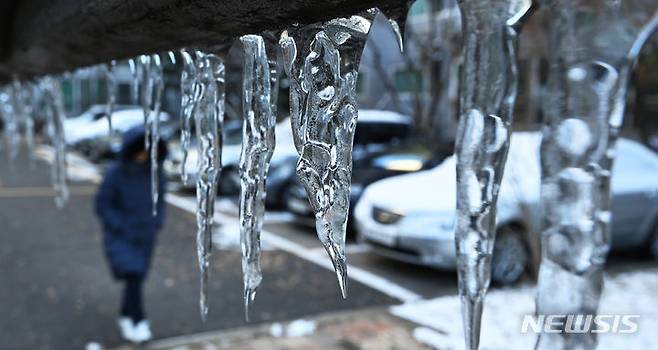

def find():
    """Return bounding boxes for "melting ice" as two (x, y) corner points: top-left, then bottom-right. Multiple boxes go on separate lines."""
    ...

(279, 11), (379, 298)
(238, 34), (278, 319)
(41, 77), (69, 208)
(193, 51), (225, 320)
(452, 1), (531, 349)
(535, 2), (658, 349)
(179, 49), (198, 186)
(103, 60), (117, 137)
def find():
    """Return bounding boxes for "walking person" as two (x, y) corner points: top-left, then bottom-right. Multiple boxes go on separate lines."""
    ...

(95, 126), (167, 343)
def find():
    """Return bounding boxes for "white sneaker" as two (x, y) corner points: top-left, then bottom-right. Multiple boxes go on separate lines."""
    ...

(117, 317), (138, 343)
(133, 320), (153, 343)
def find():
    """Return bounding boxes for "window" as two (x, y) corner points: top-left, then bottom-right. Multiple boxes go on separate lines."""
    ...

(394, 70), (423, 93)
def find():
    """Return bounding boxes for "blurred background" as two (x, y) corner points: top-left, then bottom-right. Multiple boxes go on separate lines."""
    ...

(1, 0), (657, 349)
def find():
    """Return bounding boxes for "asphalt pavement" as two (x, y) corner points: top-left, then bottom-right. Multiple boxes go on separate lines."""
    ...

(0, 150), (396, 350)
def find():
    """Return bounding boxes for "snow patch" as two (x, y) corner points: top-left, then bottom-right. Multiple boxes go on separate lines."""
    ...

(391, 268), (658, 350)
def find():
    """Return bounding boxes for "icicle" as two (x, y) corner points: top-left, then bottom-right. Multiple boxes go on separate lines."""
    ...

(167, 51), (177, 65)
(193, 51), (225, 321)
(140, 55), (153, 149)
(128, 58), (140, 105)
(238, 35), (277, 320)
(149, 54), (165, 216)
(22, 83), (35, 156)
(1, 86), (20, 160)
(103, 60), (118, 137)
(8, 79), (35, 159)
(279, 12), (376, 298)
(372, 4), (413, 53)
(452, 1), (532, 349)
(535, 3), (658, 349)
(179, 49), (198, 186)
(41, 77), (69, 208)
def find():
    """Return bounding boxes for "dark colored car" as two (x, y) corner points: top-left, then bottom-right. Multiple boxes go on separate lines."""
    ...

(285, 143), (443, 226)
(283, 119), (446, 229)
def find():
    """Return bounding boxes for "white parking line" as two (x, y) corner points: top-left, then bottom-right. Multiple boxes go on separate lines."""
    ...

(36, 146), (423, 303)
(166, 193), (423, 303)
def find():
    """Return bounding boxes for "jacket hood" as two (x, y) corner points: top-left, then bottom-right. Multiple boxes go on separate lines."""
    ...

(120, 126), (168, 163)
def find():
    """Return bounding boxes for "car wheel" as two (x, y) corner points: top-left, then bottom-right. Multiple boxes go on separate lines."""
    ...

(491, 226), (529, 286)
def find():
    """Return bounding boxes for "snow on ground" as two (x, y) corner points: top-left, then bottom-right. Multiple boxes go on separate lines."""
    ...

(391, 267), (658, 350)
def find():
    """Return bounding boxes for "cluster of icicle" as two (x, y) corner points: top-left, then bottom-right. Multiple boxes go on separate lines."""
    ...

(0, 77), (68, 207)
(172, 8), (408, 321)
(3, 2), (658, 349)
(452, 1), (658, 349)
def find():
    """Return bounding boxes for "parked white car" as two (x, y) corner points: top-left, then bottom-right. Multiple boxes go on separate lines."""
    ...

(65, 106), (170, 159)
(164, 117), (297, 193)
(354, 132), (658, 285)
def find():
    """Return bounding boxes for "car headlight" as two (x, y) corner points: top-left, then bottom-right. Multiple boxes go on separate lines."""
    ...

(372, 206), (404, 225)
(383, 159), (424, 172)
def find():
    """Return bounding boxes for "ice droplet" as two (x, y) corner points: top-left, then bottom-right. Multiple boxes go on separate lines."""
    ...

(279, 10), (376, 298)
(41, 77), (69, 208)
(536, 2), (658, 349)
(453, 1), (532, 349)
(193, 51), (225, 321)
(179, 49), (198, 186)
(238, 34), (277, 320)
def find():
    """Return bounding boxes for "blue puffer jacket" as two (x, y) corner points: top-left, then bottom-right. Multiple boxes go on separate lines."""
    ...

(95, 127), (167, 279)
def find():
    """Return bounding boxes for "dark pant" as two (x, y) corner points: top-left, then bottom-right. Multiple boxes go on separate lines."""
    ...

(120, 274), (145, 323)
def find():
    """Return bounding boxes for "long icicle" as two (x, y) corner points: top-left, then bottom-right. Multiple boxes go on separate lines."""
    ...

(238, 34), (277, 320)
(453, 1), (532, 349)
(180, 49), (198, 186)
(194, 51), (225, 321)
(103, 60), (117, 138)
(128, 58), (140, 105)
(279, 11), (377, 298)
(140, 55), (153, 149)
(149, 54), (165, 216)
(1, 86), (19, 160)
(20, 82), (36, 159)
(41, 77), (69, 208)
(535, 2), (658, 349)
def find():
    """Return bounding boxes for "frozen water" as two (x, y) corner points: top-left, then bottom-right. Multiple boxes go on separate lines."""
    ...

(238, 34), (278, 319)
(139, 55), (152, 149)
(536, 2), (658, 349)
(554, 118), (591, 157)
(17, 81), (36, 157)
(193, 51), (225, 321)
(41, 77), (69, 208)
(167, 51), (177, 65)
(0, 86), (19, 160)
(103, 60), (117, 137)
(128, 58), (139, 105)
(453, 1), (532, 349)
(148, 54), (164, 216)
(279, 10), (376, 298)
(179, 49), (198, 186)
